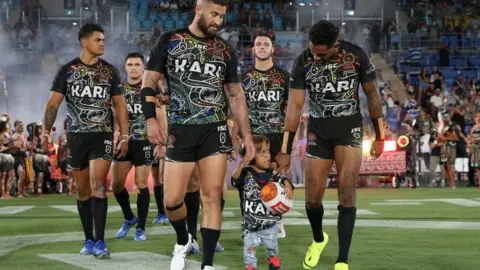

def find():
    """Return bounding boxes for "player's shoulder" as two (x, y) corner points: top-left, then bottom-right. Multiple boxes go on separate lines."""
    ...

(161, 28), (188, 41)
(214, 34), (233, 49)
(273, 65), (290, 76)
(293, 49), (311, 67)
(57, 58), (81, 74)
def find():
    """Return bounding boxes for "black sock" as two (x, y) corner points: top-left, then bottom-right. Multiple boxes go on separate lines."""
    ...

(220, 197), (225, 212)
(306, 203), (325, 243)
(185, 191), (200, 240)
(77, 198), (94, 241)
(201, 228), (220, 268)
(113, 188), (134, 221)
(154, 184), (165, 215)
(91, 196), (108, 242)
(336, 205), (357, 264)
(136, 187), (150, 230)
(170, 218), (189, 245)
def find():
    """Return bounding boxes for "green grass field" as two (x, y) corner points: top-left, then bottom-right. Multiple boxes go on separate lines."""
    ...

(1, 188), (480, 270)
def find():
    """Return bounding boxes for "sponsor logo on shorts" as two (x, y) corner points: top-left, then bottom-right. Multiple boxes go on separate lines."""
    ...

(144, 146), (152, 159)
(351, 127), (361, 133)
(220, 132), (226, 144)
(104, 139), (113, 154)
(167, 135), (175, 149)
(217, 125), (227, 132)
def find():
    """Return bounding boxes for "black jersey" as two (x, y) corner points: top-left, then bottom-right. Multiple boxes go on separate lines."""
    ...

(51, 58), (122, 133)
(123, 82), (160, 140)
(145, 27), (239, 125)
(242, 66), (290, 134)
(290, 41), (376, 119)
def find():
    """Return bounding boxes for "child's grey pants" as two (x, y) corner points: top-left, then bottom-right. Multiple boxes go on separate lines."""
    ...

(243, 224), (279, 267)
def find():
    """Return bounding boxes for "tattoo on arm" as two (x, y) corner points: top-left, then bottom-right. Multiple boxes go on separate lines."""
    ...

(142, 71), (164, 89)
(43, 106), (58, 133)
(362, 81), (383, 119)
(226, 83), (251, 137)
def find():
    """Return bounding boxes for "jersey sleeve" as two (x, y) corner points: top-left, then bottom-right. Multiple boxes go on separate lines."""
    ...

(50, 65), (68, 94)
(289, 54), (306, 90)
(111, 67), (123, 96)
(224, 47), (240, 84)
(146, 32), (171, 73)
(358, 48), (376, 83)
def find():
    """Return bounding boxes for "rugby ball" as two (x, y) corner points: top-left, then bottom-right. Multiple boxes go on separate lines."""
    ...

(260, 182), (293, 215)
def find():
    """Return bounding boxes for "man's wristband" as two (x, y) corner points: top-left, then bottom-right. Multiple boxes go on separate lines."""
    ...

(140, 87), (157, 120)
(371, 117), (385, 141)
(280, 131), (296, 154)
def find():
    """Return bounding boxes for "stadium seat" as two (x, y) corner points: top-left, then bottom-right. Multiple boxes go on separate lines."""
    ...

(264, 3), (273, 10)
(462, 37), (472, 48)
(440, 35), (449, 46)
(399, 62), (409, 74)
(274, 17), (283, 31)
(159, 13), (168, 21)
(170, 11), (179, 20)
(180, 12), (189, 21)
(142, 20), (153, 30)
(175, 20), (186, 29)
(164, 20), (174, 31)
(449, 36), (458, 48)
(452, 57), (465, 68)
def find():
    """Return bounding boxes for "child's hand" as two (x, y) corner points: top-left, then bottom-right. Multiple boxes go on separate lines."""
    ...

(284, 181), (294, 200)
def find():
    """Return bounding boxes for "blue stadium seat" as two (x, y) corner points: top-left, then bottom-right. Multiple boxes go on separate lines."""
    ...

(264, 3), (273, 10)
(409, 74), (420, 85)
(244, 3), (250, 10)
(469, 57), (480, 67)
(440, 35), (449, 46)
(452, 57), (465, 68)
(475, 38), (480, 48)
(170, 11), (179, 20)
(449, 36), (458, 48)
(254, 2), (262, 10)
(138, 12), (147, 19)
(399, 62), (409, 73)
(164, 20), (175, 31)
(175, 20), (186, 29)
(149, 13), (157, 21)
(142, 20), (153, 30)
(274, 17), (283, 31)
(159, 13), (168, 21)
(131, 20), (140, 31)
(180, 12), (189, 21)
(463, 37), (472, 48)
(226, 12), (235, 24)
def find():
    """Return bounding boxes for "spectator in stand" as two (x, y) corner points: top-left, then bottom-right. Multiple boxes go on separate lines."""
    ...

(430, 88), (445, 110)
(150, 21), (161, 43)
(408, 41), (422, 66)
(160, 0), (170, 11)
(262, 9), (273, 30)
(170, 0), (178, 10)
(438, 42), (450, 67)
(388, 101), (402, 133)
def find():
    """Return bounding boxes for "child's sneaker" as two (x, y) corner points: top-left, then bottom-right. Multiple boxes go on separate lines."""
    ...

(268, 256), (280, 270)
(246, 265), (256, 270)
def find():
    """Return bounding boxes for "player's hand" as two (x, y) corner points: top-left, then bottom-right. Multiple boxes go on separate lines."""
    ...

(40, 134), (49, 153)
(275, 153), (291, 172)
(146, 118), (167, 145)
(370, 139), (384, 159)
(284, 181), (294, 200)
(115, 139), (128, 158)
(156, 94), (171, 105)
(153, 145), (165, 160)
(242, 135), (256, 164)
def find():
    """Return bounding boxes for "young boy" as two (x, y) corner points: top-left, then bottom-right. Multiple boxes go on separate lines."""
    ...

(232, 135), (294, 270)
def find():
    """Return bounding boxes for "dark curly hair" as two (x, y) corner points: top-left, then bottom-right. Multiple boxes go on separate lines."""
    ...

(78, 23), (104, 42)
(309, 20), (339, 48)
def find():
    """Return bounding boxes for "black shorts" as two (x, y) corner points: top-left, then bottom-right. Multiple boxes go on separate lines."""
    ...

(151, 159), (160, 167)
(306, 114), (363, 159)
(253, 133), (282, 158)
(114, 139), (155, 166)
(67, 132), (114, 170)
(166, 121), (233, 162)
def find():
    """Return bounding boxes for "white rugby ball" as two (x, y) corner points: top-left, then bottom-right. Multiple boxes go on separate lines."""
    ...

(260, 182), (293, 215)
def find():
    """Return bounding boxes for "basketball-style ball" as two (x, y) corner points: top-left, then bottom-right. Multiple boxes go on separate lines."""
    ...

(260, 182), (293, 215)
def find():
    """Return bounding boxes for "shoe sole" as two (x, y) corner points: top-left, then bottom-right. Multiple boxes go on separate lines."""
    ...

(94, 252), (110, 260)
(79, 251), (94, 255)
(303, 260), (314, 269)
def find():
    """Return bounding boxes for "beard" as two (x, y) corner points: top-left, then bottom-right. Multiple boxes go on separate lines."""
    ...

(198, 14), (219, 37)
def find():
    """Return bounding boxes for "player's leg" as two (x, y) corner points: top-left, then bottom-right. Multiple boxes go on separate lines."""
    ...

(302, 123), (334, 269)
(0, 159), (6, 198)
(197, 122), (233, 269)
(213, 178), (228, 252)
(15, 160), (26, 197)
(111, 158), (136, 238)
(333, 145), (362, 269)
(6, 167), (14, 198)
(185, 167), (201, 254)
(152, 158), (169, 224)
(133, 164), (151, 240)
(87, 132), (115, 259)
(131, 141), (155, 241)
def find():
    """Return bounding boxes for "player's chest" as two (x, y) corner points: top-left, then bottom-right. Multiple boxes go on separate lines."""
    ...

(66, 70), (113, 99)
(243, 74), (285, 103)
(304, 58), (360, 94)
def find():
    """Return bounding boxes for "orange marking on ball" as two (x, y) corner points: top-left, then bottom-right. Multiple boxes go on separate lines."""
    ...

(261, 183), (278, 203)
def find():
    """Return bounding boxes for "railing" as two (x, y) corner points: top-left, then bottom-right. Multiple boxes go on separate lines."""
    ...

(387, 33), (480, 51)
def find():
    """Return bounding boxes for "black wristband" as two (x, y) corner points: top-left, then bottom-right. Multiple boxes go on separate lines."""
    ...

(280, 131), (296, 154)
(140, 87), (157, 120)
(371, 117), (385, 141)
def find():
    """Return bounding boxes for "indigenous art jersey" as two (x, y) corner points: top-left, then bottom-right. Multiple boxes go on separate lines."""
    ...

(51, 58), (122, 133)
(123, 82), (159, 140)
(242, 66), (290, 134)
(233, 167), (289, 232)
(146, 27), (239, 125)
(290, 41), (376, 119)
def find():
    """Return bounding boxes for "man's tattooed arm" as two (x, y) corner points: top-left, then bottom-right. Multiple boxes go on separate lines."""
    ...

(42, 92), (64, 134)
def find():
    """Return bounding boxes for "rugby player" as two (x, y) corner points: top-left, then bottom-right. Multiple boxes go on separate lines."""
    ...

(276, 20), (385, 270)
(41, 23), (129, 259)
(112, 52), (158, 241)
(140, 0), (255, 269)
